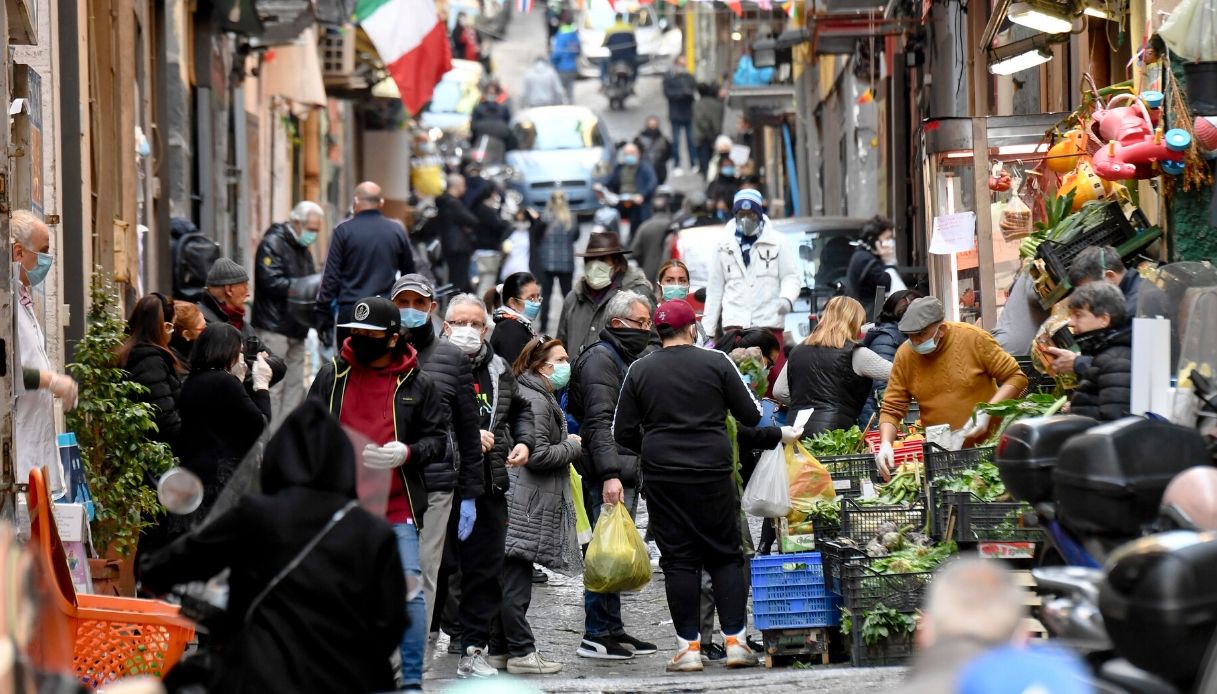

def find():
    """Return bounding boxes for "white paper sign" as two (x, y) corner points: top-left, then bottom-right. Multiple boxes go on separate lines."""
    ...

(929, 212), (977, 255)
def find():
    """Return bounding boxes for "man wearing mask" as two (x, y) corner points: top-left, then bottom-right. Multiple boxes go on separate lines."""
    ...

(11, 210), (77, 495)
(875, 297), (1028, 479)
(568, 291), (658, 661)
(662, 56), (698, 174)
(634, 116), (672, 184)
(391, 275), (484, 655)
(252, 201), (322, 427)
(628, 187), (675, 282)
(702, 189), (798, 380)
(603, 143), (658, 233)
(556, 231), (655, 356)
(197, 257), (288, 391)
(308, 296), (448, 692)
(438, 294), (535, 679)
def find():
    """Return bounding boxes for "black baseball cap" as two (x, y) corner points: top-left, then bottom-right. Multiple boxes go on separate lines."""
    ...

(338, 297), (401, 332)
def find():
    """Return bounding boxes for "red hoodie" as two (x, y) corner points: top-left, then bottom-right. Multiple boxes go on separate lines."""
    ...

(337, 339), (418, 524)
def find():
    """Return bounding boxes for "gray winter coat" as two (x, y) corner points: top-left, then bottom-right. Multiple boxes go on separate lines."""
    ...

(505, 372), (584, 576)
(522, 61), (568, 108)
(556, 266), (655, 356)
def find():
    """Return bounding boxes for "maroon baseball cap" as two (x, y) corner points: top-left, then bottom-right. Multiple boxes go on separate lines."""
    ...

(653, 300), (697, 331)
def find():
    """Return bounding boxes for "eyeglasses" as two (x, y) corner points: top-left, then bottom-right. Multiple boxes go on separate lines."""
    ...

(448, 319), (485, 330)
(618, 316), (653, 330)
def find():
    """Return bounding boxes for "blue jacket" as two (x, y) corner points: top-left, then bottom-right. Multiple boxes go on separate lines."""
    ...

(858, 321), (905, 427)
(604, 160), (658, 221)
(315, 210), (416, 322)
(551, 27), (581, 74)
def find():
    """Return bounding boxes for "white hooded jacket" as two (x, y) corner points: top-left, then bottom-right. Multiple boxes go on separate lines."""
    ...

(702, 216), (799, 335)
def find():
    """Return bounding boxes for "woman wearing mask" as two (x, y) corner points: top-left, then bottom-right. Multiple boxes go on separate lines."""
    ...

(169, 301), (207, 374)
(773, 296), (892, 437)
(655, 259), (692, 303)
(536, 191), (578, 333)
(858, 289), (921, 427)
(497, 337), (583, 675)
(705, 150), (742, 217)
(488, 272), (543, 365)
(118, 293), (182, 446)
(176, 323), (274, 523)
(845, 216), (905, 321)
(556, 231), (654, 356)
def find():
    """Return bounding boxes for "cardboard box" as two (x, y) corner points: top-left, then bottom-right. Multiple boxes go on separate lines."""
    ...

(780, 533), (817, 553)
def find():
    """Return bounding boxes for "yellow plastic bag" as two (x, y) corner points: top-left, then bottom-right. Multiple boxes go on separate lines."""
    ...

(784, 440), (837, 526)
(583, 503), (651, 593)
(570, 465), (592, 545)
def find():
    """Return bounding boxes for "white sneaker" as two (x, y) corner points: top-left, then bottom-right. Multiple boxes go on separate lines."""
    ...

(485, 653), (508, 669)
(665, 636), (704, 672)
(507, 651), (564, 674)
(672, 167), (685, 177)
(647, 541), (661, 572)
(724, 631), (759, 669)
(457, 646), (499, 678)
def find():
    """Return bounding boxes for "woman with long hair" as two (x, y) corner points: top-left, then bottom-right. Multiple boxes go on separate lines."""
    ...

(486, 271), (542, 365)
(655, 259), (691, 303)
(536, 191), (578, 333)
(773, 295), (893, 436)
(119, 293), (182, 446)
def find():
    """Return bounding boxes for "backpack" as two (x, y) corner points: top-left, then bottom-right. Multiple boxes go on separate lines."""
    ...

(174, 232), (221, 301)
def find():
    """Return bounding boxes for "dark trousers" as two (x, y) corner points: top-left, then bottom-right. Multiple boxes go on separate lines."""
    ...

(445, 494), (508, 650)
(618, 203), (648, 237)
(646, 476), (747, 642)
(490, 557), (536, 657)
(696, 142), (714, 175)
(445, 252), (473, 293)
(537, 269), (573, 333)
(670, 119), (695, 170)
(583, 487), (638, 637)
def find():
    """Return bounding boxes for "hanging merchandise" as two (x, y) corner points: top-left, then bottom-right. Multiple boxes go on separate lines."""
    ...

(988, 163), (1013, 192)
(1000, 173), (1034, 241)
(1047, 129), (1087, 173)
(1058, 160), (1113, 211)
(1088, 91), (1191, 181)
(1159, 0), (1217, 62)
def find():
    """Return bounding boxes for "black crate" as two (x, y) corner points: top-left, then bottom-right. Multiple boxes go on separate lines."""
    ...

(840, 562), (932, 666)
(931, 491), (1042, 543)
(922, 444), (997, 484)
(819, 539), (867, 594)
(838, 498), (927, 545)
(1016, 357), (1057, 395)
(817, 453), (877, 498)
(850, 626), (916, 666)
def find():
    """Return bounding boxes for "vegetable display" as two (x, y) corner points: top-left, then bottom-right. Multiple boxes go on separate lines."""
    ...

(860, 604), (917, 647)
(935, 461), (1008, 502)
(804, 426), (865, 458)
(973, 394), (1068, 446)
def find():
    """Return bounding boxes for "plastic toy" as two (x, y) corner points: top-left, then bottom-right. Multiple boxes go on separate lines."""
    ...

(1048, 129), (1087, 174)
(1089, 92), (1191, 180)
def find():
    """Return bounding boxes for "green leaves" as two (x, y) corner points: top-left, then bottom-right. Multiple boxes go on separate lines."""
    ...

(861, 603), (917, 646)
(804, 426), (865, 458)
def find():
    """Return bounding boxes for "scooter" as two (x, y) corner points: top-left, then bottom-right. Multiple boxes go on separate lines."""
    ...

(605, 60), (635, 111)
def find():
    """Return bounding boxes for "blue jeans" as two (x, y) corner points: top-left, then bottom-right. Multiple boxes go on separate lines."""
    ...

(670, 119), (695, 170)
(394, 522), (426, 689)
(584, 487), (639, 637)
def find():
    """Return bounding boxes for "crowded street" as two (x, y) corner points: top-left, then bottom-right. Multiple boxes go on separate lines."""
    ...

(4, 0), (1217, 693)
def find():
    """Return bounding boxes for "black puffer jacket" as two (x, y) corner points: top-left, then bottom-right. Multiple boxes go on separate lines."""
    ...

(469, 344), (536, 496)
(252, 223), (318, 338)
(197, 292), (288, 388)
(568, 329), (647, 486)
(123, 343), (182, 445)
(1069, 327), (1133, 422)
(407, 325), (484, 499)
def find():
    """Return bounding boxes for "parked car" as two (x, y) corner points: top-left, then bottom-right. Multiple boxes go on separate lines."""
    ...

(577, 0), (682, 78)
(669, 216), (868, 346)
(506, 105), (614, 214)
(416, 59), (485, 140)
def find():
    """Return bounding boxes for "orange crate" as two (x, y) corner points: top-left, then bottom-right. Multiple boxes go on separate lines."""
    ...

(27, 468), (195, 688)
(864, 436), (924, 466)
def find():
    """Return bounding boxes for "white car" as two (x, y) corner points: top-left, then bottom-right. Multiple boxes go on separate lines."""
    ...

(577, 1), (682, 77)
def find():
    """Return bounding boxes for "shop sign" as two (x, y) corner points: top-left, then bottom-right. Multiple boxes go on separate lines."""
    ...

(978, 541), (1036, 559)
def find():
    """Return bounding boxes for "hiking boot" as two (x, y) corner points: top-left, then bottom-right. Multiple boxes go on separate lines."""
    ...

(485, 653), (508, 670)
(613, 631), (657, 655)
(666, 637), (703, 672)
(507, 651), (564, 675)
(700, 641), (726, 662)
(724, 631), (759, 669)
(576, 634), (635, 660)
(456, 646), (499, 678)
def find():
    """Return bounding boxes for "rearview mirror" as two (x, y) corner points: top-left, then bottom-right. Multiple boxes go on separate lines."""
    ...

(157, 468), (204, 515)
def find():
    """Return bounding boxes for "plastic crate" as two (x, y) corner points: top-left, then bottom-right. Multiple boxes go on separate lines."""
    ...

(931, 491), (1042, 543)
(865, 437), (924, 467)
(819, 538), (868, 594)
(923, 444), (996, 484)
(750, 552), (841, 629)
(1016, 356), (1057, 395)
(840, 562), (933, 666)
(838, 497), (928, 545)
(817, 453), (876, 498)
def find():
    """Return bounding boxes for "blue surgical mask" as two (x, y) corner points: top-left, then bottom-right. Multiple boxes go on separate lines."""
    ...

(721, 166), (736, 177)
(622, 155), (639, 166)
(400, 308), (430, 329)
(911, 328), (941, 355)
(661, 284), (689, 301)
(522, 300), (543, 321)
(547, 362), (572, 390)
(27, 251), (53, 286)
(298, 231), (319, 247)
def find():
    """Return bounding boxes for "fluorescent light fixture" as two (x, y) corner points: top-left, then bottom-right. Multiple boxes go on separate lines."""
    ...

(1082, 3), (1111, 18)
(731, 31), (743, 41)
(945, 151), (975, 159)
(990, 48), (1053, 75)
(997, 143), (1050, 155)
(1008, 1), (1074, 33)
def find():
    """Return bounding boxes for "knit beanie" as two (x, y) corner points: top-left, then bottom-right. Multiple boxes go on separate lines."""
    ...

(206, 258), (249, 286)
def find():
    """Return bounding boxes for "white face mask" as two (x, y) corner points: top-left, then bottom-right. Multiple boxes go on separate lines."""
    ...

(229, 360), (248, 382)
(447, 326), (483, 355)
(584, 260), (614, 290)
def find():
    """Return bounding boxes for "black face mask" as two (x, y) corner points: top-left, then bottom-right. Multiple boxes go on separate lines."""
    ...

(607, 326), (651, 358)
(350, 334), (393, 365)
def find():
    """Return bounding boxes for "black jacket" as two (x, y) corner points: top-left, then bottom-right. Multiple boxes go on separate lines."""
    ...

(123, 343), (182, 446)
(408, 325), (484, 499)
(706, 175), (741, 210)
(634, 129), (672, 184)
(141, 401), (405, 694)
(469, 344), (536, 496)
(787, 343), (872, 436)
(430, 193), (479, 256)
(845, 248), (892, 319)
(663, 71), (697, 122)
(315, 210), (416, 322)
(252, 223), (318, 339)
(860, 322), (905, 425)
(489, 310), (536, 366)
(473, 201), (513, 251)
(613, 344), (762, 481)
(568, 330), (649, 487)
(197, 292), (288, 388)
(1069, 327), (1133, 422)
(630, 212), (674, 282)
(307, 349), (448, 528)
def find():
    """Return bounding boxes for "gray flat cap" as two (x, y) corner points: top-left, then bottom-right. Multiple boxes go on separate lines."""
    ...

(898, 296), (946, 333)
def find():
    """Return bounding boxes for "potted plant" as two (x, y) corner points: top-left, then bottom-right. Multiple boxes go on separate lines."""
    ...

(66, 270), (177, 594)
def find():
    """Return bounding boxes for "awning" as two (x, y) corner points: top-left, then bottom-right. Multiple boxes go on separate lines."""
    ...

(252, 0), (317, 45)
(261, 27), (328, 109)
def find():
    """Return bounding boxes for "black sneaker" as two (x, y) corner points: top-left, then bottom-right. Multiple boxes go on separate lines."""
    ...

(532, 567), (549, 584)
(700, 642), (727, 662)
(576, 634), (635, 660)
(746, 636), (764, 653)
(612, 631), (658, 655)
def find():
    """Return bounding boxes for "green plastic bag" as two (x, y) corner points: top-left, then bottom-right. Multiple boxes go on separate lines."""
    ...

(583, 502), (651, 593)
(569, 465), (592, 545)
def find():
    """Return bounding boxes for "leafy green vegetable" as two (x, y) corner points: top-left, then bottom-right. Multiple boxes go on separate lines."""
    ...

(804, 426), (865, 458)
(871, 540), (957, 574)
(988, 502), (1035, 540)
(840, 606), (853, 635)
(936, 462), (1008, 501)
(806, 499), (841, 525)
(861, 604), (916, 646)
(974, 394), (1068, 446)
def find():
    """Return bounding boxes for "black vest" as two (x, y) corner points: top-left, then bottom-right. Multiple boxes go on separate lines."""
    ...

(787, 343), (872, 435)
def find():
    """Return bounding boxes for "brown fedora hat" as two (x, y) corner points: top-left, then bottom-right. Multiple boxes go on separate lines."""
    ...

(576, 230), (631, 258)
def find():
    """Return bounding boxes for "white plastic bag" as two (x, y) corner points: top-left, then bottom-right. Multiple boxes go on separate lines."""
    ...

(741, 445), (792, 517)
(1160, 0), (1217, 62)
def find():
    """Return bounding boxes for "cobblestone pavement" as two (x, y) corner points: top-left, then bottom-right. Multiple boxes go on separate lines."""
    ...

(424, 503), (907, 692)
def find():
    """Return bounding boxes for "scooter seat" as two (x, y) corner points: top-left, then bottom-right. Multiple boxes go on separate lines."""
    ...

(1099, 659), (1180, 694)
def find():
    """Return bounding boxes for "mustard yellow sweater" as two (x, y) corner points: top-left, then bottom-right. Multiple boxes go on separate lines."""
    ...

(879, 322), (1028, 430)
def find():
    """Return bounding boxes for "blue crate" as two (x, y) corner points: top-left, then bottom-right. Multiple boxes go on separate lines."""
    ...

(750, 552), (840, 628)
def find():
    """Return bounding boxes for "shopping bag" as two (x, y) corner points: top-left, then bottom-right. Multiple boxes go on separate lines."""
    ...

(741, 444), (792, 517)
(570, 465), (592, 545)
(784, 440), (837, 527)
(583, 503), (652, 593)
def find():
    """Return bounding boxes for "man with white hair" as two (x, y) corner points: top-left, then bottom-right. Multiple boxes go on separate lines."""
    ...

(253, 201), (322, 426)
(10, 210), (77, 495)
(894, 556), (1027, 693)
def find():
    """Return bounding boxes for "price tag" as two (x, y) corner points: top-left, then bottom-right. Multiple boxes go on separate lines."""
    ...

(860, 479), (877, 499)
(978, 542), (1036, 560)
(793, 408), (814, 432)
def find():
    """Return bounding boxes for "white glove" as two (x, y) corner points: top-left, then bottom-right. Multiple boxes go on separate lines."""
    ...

(780, 426), (801, 445)
(251, 353), (273, 391)
(963, 412), (992, 440)
(48, 373), (78, 411)
(874, 442), (895, 479)
(363, 441), (410, 469)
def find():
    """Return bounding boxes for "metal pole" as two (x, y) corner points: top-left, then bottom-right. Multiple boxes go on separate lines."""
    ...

(1, 10), (17, 522)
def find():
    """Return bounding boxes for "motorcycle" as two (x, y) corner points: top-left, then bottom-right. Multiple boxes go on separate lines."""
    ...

(605, 60), (635, 111)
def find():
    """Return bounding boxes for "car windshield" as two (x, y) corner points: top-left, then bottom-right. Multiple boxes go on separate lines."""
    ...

(778, 226), (858, 291)
(427, 79), (464, 114)
(583, 4), (654, 30)
(512, 114), (604, 150)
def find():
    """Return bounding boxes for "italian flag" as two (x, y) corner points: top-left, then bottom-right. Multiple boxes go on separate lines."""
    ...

(355, 0), (452, 115)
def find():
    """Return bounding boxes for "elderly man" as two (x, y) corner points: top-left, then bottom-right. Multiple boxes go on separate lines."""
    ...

(315, 181), (416, 348)
(253, 201), (322, 427)
(556, 231), (654, 356)
(602, 143), (658, 233)
(875, 297), (1027, 478)
(11, 210), (77, 494)
(198, 258), (287, 391)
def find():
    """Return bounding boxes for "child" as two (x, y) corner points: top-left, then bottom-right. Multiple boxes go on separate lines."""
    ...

(1067, 282), (1133, 421)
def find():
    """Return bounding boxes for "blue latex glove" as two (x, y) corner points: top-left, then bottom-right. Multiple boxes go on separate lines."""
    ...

(458, 499), (477, 541)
